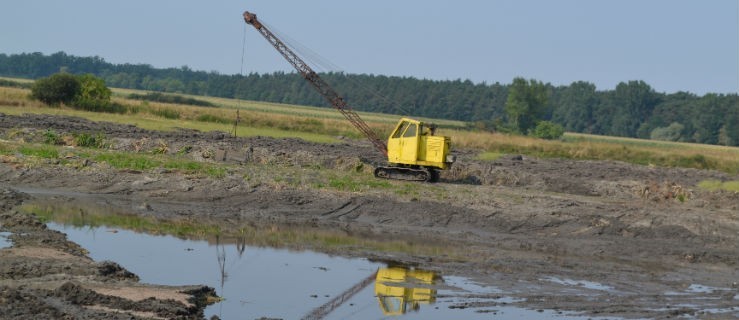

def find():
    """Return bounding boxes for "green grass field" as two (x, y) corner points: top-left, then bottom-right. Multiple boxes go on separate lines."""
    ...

(1, 78), (738, 174)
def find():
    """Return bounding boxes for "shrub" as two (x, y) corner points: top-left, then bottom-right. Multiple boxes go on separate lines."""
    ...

(43, 129), (62, 145)
(74, 132), (107, 148)
(31, 73), (122, 114)
(532, 121), (565, 140)
(151, 108), (180, 119)
(72, 99), (128, 114)
(196, 114), (231, 123)
(0, 79), (32, 89)
(76, 74), (111, 102)
(650, 122), (684, 142)
(128, 92), (215, 107)
(30, 73), (80, 105)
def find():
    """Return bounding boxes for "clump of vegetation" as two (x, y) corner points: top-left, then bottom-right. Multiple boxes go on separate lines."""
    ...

(30, 73), (80, 105)
(532, 121), (565, 140)
(128, 92), (216, 107)
(505, 77), (548, 134)
(19, 145), (59, 159)
(43, 129), (62, 145)
(196, 114), (231, 124)
(30, 72), (127, 114)
(0, 79), (32, 89)
(150, 108), (180, 119)
(638, 181), (692, 203)
(73, 132), (107, 148)
(698, 180), (739, 192)
(475, 151), (503, 161)
(650, 122), (685, 142)
(152, 140), (169, 154)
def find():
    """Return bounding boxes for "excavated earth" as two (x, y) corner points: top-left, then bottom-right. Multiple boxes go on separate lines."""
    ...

(1, 113), (738, 319)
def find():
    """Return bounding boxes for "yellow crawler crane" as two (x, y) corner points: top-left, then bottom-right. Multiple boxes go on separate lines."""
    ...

(243, 11), (455, 182)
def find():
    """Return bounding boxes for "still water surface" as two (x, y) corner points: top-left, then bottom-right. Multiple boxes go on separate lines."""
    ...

(49, 222), (598, 319)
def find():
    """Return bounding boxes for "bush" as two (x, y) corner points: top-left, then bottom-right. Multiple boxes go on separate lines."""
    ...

(31, 73), (120, 114)
(74, 132), (107, 148)
(128, 92), (215, 107)
(0, 79), (32, 89)
(73, 99), (128, 114)
(151, 108), (180, 119)
(650, 122), (684, 142)
(43, 129), (62, 145)
(532, 121), (565, 140)
(196, 114), (231, 123)
(30, 73), (80, 105)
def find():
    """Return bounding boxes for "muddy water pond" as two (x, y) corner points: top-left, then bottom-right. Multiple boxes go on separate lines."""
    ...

(22, 195), (612, 319)
(45, 222), (603, 320)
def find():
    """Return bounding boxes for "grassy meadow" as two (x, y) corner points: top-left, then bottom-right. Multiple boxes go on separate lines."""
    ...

(1, 79), (738, 175)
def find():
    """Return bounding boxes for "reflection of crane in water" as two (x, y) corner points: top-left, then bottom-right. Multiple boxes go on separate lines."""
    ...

(301, 270), (378, 320)
(301, 266), (437, 319)
(375, 267), (437, 315)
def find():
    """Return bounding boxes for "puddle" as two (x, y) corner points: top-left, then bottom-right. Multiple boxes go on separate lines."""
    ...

(25, 198), (612, 319)
(542, 276), (616, 292)
(42, 223), (600, 319)
(685, 284), (731, 294)
(46, 221), (609, 320)
(0, 231), (12, 249)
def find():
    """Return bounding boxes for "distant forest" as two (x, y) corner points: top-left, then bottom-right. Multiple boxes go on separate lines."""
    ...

(1, 51), (737, 146)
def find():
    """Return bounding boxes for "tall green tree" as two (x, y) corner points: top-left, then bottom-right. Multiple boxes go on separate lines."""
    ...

(609, 80), (660, 137)
(552, 81), (598, 133)
(504, 77), (548, 133)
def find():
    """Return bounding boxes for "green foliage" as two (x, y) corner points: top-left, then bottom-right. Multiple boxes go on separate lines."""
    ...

(698, 180), (739, 192)
(43, 129), (62, 145)
(475, 151), (504, 161)
(3, 52), (738, 146)
(128, 92), (215, 107)
(532, 121), (565, 140)
(196, 114), (231, 123)
(22, 204), (221, 238)
(650, 122), (684, 141)
(505, 77), (548, 134)
(325, 174), (391, 192)
(93, 153), (162, 171)
(19, 145), (59, 159)
(30, 73), (80, 105)
(76, 73), (111, 102)
(30, 72), (123, 114)
(150, 108), (180, 119)
(73, 132), (107, 148)
(0, 78), (32, 89)
(74, 99), (128, 114)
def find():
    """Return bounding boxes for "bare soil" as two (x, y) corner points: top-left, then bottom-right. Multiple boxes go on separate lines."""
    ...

(1, 113), (738, 319)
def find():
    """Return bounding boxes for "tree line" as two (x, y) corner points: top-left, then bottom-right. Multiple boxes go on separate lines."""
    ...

(1, 51), (737, 146)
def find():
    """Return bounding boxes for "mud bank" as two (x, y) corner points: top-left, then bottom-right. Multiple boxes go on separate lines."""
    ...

(0, 187), (217, 320)
(1, 113), (738, 318)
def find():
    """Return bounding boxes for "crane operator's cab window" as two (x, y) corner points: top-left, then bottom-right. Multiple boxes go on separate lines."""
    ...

(393, 121), (410, 138)
(403, 124), (417, 137)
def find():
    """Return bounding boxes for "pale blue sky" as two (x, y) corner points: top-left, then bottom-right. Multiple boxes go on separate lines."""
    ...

(1, 0), (737, 94)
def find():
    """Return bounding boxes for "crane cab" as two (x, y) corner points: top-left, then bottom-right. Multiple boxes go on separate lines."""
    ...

(387, 118), (454, 170)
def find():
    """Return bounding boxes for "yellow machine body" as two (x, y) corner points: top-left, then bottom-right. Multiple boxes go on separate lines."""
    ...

(386, 118), (453, 170)
(374, 267), (436, 315)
